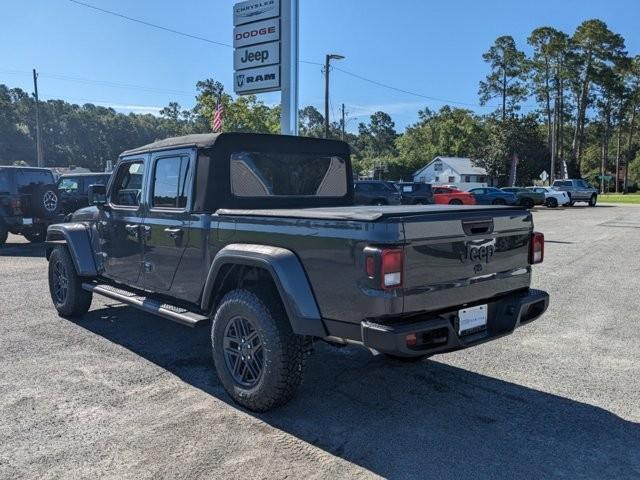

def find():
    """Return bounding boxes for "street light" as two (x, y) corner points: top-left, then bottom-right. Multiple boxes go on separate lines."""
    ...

(324, 53), (345, 138)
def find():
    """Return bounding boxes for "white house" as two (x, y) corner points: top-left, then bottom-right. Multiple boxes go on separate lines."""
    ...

(412, 156), (489, 190)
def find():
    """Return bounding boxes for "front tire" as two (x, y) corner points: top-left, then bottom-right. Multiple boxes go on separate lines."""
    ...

(589, 194), (597, 207)
(492, 198), (506, 205)
(448, 199), (463, 205)
(546, 197), (558, 208)
(48, 246), (93, 317)
(211, 289), (305, 412)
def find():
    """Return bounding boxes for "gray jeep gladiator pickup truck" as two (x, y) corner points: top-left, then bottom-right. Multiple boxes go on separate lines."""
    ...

(45, 133), (548, 411)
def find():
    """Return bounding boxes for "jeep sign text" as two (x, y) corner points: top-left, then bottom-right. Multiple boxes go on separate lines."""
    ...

(234, 65), (280, 94)
(233, 18), (280, 48)
(234, 42), (279, 70)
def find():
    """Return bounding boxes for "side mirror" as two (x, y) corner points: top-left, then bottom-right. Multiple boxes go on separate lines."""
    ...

(88, 184), (107, 207)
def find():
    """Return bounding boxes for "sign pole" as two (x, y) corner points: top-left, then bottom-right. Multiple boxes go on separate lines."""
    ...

(280, 0), (298, 135)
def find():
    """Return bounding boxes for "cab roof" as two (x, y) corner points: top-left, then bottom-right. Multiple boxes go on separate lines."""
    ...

(120, 133), (223, 156)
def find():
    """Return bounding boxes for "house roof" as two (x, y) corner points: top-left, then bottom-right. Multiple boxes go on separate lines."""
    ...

(414, 156), (487, 177)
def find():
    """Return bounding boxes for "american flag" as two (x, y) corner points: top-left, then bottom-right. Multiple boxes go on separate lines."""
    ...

(211, 102), (224, 132)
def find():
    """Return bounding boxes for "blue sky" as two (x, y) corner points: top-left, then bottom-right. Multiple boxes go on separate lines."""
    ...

(2, 0), (639, 131)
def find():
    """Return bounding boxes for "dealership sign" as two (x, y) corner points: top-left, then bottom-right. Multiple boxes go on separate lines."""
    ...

(233, 0), (279, 26)
(233, 0), (282, 95)
(234, 41), (279, 70)
(234, 65), (280, 94)
(233, 18), (280, 48)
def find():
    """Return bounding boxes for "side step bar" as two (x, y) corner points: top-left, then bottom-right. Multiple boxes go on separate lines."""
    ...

(82, 283), (209, 327)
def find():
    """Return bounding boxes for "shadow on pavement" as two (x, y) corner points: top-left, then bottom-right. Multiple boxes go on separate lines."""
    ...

(74, 305), (640, 479)
(0, 241), (46, 258)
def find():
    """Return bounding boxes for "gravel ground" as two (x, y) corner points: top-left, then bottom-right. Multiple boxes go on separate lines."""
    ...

(1, 204), (639, 479)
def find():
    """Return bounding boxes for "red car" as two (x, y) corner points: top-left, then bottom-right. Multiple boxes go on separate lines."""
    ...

(433, 186), (477, 205)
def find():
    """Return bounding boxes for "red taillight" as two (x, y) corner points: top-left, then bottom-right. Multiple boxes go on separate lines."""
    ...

(381, 248), (403, 289)
(529, 232), (544, 264)
(363, 246), (404, 290)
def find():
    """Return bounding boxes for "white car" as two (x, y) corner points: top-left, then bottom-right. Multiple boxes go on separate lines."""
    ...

(527, 186), (570, 208)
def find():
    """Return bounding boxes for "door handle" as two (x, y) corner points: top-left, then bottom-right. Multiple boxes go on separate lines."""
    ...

(164, 227), (183, 239)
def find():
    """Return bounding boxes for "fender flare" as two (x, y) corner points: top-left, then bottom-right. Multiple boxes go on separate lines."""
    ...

(202, 244), (326, 337)
(46, 223), (97, 277)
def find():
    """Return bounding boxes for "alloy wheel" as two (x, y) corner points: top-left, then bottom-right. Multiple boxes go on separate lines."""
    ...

(223, 316), (264, 388)
(53, 260), (69, 303)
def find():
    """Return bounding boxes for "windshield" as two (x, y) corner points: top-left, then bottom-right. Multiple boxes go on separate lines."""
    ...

(231, 151), (348, 197)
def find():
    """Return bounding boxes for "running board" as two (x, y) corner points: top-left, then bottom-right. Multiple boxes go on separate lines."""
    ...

(82, 283), (209, 327)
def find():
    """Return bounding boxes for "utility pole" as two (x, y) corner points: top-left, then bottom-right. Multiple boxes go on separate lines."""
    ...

(323, 53), (344, 138)
(33, 69), (44, 167)
(341, 103), (345, 140)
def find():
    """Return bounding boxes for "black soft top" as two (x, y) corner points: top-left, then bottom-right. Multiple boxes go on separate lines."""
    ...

(120, 132), (354, 211)
(121, 133), (223, 156)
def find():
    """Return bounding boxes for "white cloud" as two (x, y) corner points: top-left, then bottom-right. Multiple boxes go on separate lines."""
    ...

(94, 103), (165, 115)
(345, 101), (425, 119)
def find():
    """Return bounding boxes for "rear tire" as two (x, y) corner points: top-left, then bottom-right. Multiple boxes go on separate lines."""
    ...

(211, 289), (305, 412)
(23, 226), (46, 243)
(589, 194), (597, 207)
(522, 198), (535, 209)
(492, 198), (506, 205)
(48, 246), (93, 317)
(0, 223), (7, 246)
(448, 199), (463, 205)
(546, 198), (558, 208)
(372, 199), (387, 206)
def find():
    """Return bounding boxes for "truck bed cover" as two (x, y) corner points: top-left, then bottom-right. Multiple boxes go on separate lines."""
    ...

(217, 204), (522, 222)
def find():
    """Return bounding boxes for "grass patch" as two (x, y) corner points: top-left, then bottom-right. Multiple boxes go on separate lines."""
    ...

(599, 194), (640, 204)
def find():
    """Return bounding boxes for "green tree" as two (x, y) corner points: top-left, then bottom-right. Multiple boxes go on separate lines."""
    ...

(479, 36), (529, 120)
(472, 115), (547, 186)
(528, 27), (571, 181)
(356, 111), (398, 158)
(298, 106), (324, 138)
(397, 106), (487, 174)
(568, 19), (627, 176)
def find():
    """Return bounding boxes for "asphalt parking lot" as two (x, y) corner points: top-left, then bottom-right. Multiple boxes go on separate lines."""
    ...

(1, 204), (639, 479)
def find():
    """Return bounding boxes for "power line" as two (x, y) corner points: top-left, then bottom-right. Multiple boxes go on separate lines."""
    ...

(68, 0), (232, 48)
(66, 0), (526, 110)
(0, 68), (195, 98)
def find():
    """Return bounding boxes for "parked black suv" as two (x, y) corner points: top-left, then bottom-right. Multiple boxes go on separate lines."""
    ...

(57, 172), (111, 215)
(46, 133), (548, 411)
(0, 166), (60, 245)
(395, 182), (434, 205)
(354, 180), (401, 205)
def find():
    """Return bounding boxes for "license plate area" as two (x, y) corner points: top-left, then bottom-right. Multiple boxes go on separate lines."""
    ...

(458, 304), (488, 336)
(23, 218), (33, 225)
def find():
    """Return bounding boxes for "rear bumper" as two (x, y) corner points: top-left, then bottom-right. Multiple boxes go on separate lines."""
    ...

(360, 288), (549, 357)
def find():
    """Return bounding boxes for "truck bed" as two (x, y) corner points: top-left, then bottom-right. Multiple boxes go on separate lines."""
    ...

(217, 204), (523, 222)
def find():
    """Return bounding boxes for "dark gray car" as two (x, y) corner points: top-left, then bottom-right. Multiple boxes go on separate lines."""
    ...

(0, 166), (60, 245)
(354, 180), (401, 205)
(551, 179), (598, 206)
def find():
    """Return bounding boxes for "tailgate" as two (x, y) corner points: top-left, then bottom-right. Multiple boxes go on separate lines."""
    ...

(402, 208), (532, 314)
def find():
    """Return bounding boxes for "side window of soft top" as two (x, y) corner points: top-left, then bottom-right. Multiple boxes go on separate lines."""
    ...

(111, 161), (145, 207)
